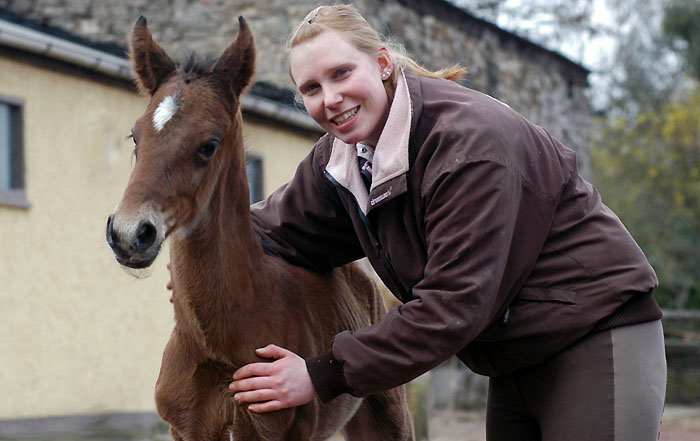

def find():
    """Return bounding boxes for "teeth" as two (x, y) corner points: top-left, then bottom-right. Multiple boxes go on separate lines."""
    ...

(332, 107), (358, 125)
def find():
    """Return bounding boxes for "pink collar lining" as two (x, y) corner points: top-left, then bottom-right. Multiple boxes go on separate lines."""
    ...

(325, 69), (412, 214)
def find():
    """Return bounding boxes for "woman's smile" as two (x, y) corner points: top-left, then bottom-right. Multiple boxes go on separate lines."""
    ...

(331, 106), (360, 126)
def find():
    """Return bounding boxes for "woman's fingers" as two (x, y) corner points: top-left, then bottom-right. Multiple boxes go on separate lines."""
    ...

(232, 361), (275, 381)
(229, 345), (317, 412)
(231, 375), (277, 393)
(248, 400), (285, 413)
(233, 388), (278, 404)
(166, 262), (174, 303)
(255, 344), (292, 359)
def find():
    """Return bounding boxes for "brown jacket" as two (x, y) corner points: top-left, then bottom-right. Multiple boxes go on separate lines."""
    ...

(250, 69), (661, 401)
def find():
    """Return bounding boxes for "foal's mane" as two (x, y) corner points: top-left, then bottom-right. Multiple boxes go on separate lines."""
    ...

(176, 52), (245, 116)
(181, 52), (217, 78)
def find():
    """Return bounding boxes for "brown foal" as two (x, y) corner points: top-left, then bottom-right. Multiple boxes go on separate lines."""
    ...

(105, 16), (413, 441)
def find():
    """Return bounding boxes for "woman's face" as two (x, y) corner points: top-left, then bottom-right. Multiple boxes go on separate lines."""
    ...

(290, 30), (392, 146)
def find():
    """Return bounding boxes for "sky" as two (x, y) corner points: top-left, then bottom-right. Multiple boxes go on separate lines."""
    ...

(449, 0), (673, 109)
(451, 0), (617, 68)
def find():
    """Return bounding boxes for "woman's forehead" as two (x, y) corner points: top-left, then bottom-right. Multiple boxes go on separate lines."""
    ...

(289, 30), (374, 81)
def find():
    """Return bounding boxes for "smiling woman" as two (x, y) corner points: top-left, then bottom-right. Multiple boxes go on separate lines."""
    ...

(234, 4), (667, 441)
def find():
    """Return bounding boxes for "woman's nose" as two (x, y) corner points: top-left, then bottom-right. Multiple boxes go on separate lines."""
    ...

(323, 86), (343, 108)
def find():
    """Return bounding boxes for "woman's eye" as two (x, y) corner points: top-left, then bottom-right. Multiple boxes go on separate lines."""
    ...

(303, 83), (319, 94)
(335, 68), (350, 78)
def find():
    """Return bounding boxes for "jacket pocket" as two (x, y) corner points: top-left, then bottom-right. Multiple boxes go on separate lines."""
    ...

(478, 286), (579, 342)
(516, 286), (577, 304)
(463, 287), (586, 376)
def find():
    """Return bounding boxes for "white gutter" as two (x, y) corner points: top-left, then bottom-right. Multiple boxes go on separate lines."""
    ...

(0, 17), (132, 78)
(0, 17), (321, 132)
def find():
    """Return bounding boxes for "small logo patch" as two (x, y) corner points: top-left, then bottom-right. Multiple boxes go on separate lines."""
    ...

(370, 186), (392, 206)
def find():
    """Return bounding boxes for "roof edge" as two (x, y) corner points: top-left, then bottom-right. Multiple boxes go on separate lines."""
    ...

(399, 0), (590, 76)
(0, 10), (320, 133)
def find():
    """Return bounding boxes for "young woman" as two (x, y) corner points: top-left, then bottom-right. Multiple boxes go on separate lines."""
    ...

(227, 5), (666, 440)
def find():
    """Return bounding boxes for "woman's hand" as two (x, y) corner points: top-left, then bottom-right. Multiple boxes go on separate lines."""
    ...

(166, 262), (174, 303)
(230, 344), (318, 412)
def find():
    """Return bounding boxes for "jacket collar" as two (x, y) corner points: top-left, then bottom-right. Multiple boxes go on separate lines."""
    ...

(325, 69), (418, 214)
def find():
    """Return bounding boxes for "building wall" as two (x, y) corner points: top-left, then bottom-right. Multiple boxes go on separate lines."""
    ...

(0, 53), (317, 419)
(2, 0), (592, 175)
(0, 0), (593, 422)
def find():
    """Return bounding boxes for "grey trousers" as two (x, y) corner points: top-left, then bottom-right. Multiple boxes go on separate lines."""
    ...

(486, 320), (666, 441)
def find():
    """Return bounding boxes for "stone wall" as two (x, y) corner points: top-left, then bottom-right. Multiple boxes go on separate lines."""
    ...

(1, 0), (591, 173)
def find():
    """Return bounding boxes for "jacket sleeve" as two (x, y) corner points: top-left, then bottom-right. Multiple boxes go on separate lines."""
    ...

(250, 138), (365, 273)
(314, 157), (557, 399)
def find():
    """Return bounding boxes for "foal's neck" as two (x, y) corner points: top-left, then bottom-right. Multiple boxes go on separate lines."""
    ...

(171, 114), (267, 362)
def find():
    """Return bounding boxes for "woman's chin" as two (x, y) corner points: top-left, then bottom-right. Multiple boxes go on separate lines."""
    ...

(331, 131), (368, 146)
(327, 122), (362, 145)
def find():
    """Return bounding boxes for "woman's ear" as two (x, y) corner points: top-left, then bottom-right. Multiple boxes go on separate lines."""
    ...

(377, 48), (393, 79)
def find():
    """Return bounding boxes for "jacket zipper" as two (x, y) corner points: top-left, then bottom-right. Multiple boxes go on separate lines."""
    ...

(324, 170), (409, 301)
(502, 307), (511, 325)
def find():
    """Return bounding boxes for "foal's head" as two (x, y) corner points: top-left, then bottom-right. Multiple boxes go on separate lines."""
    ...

(106, 16), (255, 269)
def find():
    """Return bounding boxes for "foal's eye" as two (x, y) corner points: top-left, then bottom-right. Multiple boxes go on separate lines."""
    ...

(127, 133), (138, 157)
(197, 141), (218, 160)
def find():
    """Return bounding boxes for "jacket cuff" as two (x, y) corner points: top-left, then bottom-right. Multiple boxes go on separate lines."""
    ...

(305, 352), (351, 403)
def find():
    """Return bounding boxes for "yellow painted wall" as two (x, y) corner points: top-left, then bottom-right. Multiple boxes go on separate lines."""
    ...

(245, 120), (320, 196)
(0, 55), (318, 419)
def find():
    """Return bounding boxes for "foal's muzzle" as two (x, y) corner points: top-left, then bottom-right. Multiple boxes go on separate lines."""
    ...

(106, 214), (161, 269)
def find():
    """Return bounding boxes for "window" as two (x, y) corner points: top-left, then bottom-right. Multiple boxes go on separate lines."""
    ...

(245, 153), (264, 204)
(0, 96), (27, 208)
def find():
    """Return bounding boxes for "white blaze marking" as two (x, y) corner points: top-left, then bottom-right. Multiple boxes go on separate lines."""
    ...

(153, 95), (180, 131)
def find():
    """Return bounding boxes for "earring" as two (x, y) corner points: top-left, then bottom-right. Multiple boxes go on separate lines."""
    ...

(382, 70), (391, 79)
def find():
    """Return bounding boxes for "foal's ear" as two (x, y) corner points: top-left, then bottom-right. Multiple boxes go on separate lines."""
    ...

(213, 16), (256, 97)
(129, 16), (177, 96)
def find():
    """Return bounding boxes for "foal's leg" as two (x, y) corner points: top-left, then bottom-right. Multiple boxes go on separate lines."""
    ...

(342, 387), (414, 441)
(238, 402), (318, 441)
(285, 403), (319, 441)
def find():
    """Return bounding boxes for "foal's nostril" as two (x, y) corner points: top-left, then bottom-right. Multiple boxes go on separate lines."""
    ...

(133, 221), (157, 253)
(106, 215), (118, 247)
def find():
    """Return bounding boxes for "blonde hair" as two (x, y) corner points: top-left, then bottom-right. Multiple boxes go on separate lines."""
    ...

(287, 4), (468, 102)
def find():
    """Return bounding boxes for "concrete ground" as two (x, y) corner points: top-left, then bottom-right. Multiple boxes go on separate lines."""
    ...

(3, 406), (697, 440)
(658, 406), (700, 441)
(426, 405), (700, 441)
